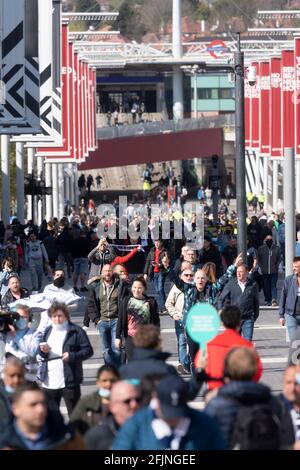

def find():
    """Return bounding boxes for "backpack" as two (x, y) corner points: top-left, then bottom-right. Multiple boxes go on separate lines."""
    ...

(230, 400), (280, 450)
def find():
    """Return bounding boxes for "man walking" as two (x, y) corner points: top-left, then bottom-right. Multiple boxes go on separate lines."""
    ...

(220, 264), (259, 341)
(258, 234), (281, 306)
(279, 257), (300, 343)
(85, 264), (129, 367)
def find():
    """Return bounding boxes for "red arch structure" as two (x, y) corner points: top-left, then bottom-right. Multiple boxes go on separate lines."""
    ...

(79, 128), (223, 170)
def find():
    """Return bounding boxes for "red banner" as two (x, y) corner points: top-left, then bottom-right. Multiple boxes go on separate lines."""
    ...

(281, 50), (295, 151)
(270, 57), (282, 157)
(295, 38), (300, 156)
(244, 69), (251, 149)
(38, 23), (71, 157)
(250, 62), (260, 149)
(259, 61), (271, 155)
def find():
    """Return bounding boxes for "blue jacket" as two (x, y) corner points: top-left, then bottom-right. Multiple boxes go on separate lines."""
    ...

(38, 322), (93, 388)
(279, 274), (298, 319)
(170, 264), (236, 325)
(112, 407), (226, 450)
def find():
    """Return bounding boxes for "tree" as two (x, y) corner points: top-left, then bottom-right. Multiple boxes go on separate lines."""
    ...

(117, 2), (147, 40)
(211, 0), (259, 31)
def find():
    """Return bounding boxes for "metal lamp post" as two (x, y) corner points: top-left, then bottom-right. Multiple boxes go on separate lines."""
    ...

(234, 33), (247, 259)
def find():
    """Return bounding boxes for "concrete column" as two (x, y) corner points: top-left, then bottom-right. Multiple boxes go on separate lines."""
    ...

(1, 135), (10, 225)
(27, 148), (34, 222)
(173, 67), (184, 121)
(272, 159), (278, 212)
(284, 148), (295, 275)
(52, 163), (58, 219)
(172, 0), (182, 59)
(296, 159), (300, 212)
(65, 167), (70, 203)
(16, 142), (25, 224)
(255, 152), (260, 196)
(45, 162), (52, 220)
(58, 163), (65, 219)
(172, 0), (183, 121)
(37, 157), (44, 224)
(68, 163), (73, 206)
(263, 155), (268, 212)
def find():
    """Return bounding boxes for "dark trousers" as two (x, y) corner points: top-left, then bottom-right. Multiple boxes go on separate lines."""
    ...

(262, 273), (278, 303)
(125, 336), (135, 361)
(186, 330), (200, 375)
(43, 385), (81, 417)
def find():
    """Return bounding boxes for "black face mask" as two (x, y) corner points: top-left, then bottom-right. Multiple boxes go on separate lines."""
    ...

(53, 277), (65, 288)
(266, 240), (272, 248)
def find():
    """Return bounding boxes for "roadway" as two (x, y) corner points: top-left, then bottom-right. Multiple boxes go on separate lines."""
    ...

(18, 270), (289, 416)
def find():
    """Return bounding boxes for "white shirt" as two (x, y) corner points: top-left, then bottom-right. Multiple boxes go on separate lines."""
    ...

(238, 279), (247, 293)
(42, 324), (68, 390)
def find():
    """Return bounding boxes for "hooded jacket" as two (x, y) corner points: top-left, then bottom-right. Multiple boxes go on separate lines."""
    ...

(205, 381), (294, 449)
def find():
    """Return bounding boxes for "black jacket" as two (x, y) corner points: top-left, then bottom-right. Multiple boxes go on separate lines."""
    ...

(85, 413), (119, 450)
(220, 277), (259, 320)
(0, 381), (12, 428)
(116, 295), (160, 340)
(38, 322), (93, 388)
(1, 287), (29, 309)
(143, 247), (169, 278)
(84, 277), (130, 327)
(205, 381), (295, 450)
(198, 245), (222, 277)
(119, 347), (204, 401)
(56, 228), (72, 254)
(0, 408), (82, 450)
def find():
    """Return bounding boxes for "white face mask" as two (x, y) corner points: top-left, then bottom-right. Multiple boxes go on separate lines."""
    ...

(52, 321), (68, 331)
(98, 388), (111, 399)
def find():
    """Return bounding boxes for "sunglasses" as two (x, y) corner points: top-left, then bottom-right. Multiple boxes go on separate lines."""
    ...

(121, 396), (141, 405)
(183, 273), (194, 277)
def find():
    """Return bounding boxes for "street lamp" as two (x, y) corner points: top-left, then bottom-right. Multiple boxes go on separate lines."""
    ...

(234, 33), (247, 259)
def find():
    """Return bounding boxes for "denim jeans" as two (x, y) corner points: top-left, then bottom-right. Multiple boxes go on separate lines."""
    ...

(97, 319), (121, 367)
(29, 259), (44, 291)
(153, 273), (166, 311)
(262, 273), (278, 303)
(175, 320), (190, 372)
(285, 315), (298, 343)
(240, 318), (254, 341)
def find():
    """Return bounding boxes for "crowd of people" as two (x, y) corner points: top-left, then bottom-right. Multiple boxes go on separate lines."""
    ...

(0, 201), (300, 451)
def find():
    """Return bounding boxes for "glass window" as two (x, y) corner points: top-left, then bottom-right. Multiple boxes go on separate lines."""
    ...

(197, 88), (219, 99)
(219, 88), (235, 99)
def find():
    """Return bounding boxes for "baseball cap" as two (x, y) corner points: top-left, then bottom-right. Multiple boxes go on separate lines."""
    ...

(156, 375), (189, 419)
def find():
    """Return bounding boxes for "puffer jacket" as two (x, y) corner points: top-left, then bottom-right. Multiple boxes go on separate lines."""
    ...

(205, 381), (295, 449)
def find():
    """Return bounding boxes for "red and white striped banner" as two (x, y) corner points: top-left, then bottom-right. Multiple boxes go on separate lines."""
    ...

(281, 50), (295, 153)
(270, 57), (282, 158)
(259, 61), (271, 155)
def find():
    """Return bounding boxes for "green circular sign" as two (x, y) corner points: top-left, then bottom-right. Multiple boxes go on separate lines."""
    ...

(186, 303), (220, 349)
